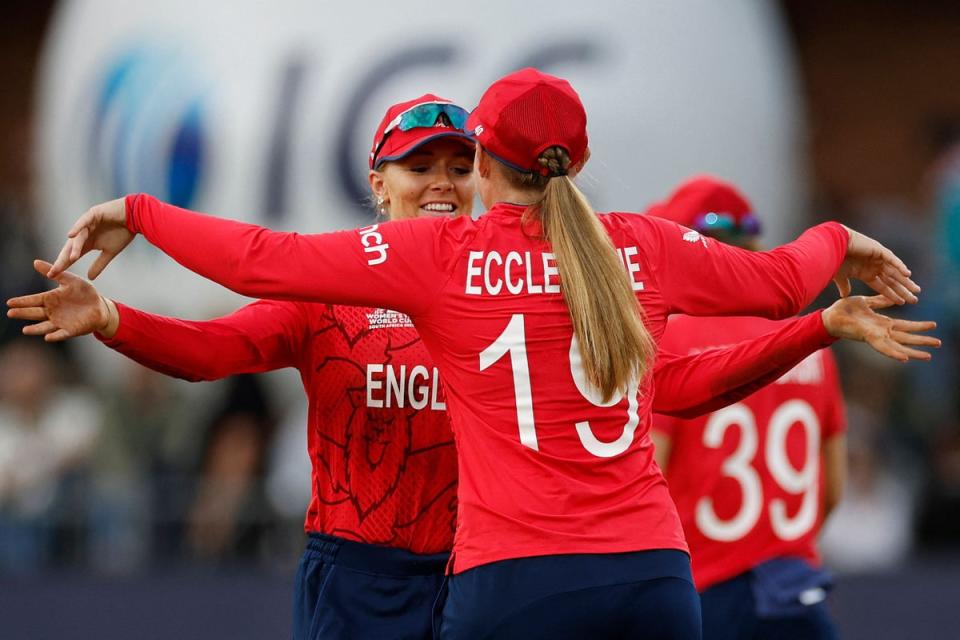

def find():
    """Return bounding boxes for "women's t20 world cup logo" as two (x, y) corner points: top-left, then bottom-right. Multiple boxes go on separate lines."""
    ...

(87, 47), (207, 209)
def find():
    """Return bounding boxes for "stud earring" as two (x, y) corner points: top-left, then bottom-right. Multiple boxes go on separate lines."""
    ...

(377, 196), (387, 216)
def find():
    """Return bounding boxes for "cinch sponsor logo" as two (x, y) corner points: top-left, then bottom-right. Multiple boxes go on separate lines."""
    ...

(464, 246), (644, 296)
(359, 224), (389, 265)
(366, 364), (446, 410)
(366, 308), (413, 329)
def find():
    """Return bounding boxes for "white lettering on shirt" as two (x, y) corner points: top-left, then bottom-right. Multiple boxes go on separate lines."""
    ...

(464, 247), (645, 295)
(505, 252), (524, 294)
(359, 224), (390, 266)
(543, 253), (560, 293)
(525, 252), (543, 294)
(366, 364), (446, 410)
(484, 251), (503, 295)
(466, 251), (483, 294)
(616, 246), (644, 291)
(366, 308), (414, 330)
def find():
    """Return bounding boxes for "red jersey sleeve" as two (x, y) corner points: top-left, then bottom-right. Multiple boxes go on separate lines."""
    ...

(651, 312), (837, 419)
(636, 215), (848, 318)
(819, 348), (848, 439)
(650, 412), (680, 439)
(97, 299), (309, 381)
(125, 194), (468, 316)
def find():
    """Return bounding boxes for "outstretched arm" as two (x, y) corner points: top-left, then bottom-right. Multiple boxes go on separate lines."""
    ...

(99, 301), (307, 381)
(638, 216), (920, 319)
(46, 195), (454, 317)
(652, 296), (938, 419)
(7, 260), (308, 381)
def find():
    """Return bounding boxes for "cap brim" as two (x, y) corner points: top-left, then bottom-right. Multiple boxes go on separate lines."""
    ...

(373, 130), (476, 169)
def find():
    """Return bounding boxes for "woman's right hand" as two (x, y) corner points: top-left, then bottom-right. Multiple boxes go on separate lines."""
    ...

(47, 197), (133, 280)
(6, 260), (120, 341)
(821, 295), (939, 362)
(835, 226), (921, 304)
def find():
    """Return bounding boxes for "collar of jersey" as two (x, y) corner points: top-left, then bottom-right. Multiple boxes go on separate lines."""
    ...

(486, 202), (531, 217)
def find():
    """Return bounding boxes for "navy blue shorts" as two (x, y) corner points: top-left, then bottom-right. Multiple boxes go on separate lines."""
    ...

(699, 568), (838, 640)
(438, 549), (701, 640)
(292, 532), (448, 640)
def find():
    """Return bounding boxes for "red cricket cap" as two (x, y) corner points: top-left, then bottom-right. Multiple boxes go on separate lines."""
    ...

(369, 93), (475, 169)
(466, 68), (588, 175)
(646, 175), (754, 228)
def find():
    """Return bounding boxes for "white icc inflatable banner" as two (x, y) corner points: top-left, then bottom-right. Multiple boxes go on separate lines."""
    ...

(35, 0), (806, 320)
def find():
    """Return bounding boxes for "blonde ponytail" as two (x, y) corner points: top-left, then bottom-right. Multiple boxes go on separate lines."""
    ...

(503, 146), (655, 401)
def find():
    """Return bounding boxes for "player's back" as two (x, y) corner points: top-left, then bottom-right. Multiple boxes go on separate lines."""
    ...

(417, 205), (686, 573)
(653, 314), (846, 591)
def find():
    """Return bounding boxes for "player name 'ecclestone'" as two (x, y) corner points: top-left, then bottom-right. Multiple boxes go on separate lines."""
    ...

(465, 247), (644, 295)
(366, 364), (445, 410)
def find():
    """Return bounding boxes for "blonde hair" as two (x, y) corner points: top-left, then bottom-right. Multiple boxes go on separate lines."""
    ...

(497, 146), (655, 401)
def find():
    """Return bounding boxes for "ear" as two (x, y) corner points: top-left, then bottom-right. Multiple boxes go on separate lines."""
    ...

(368, 170), (386, 200)
(475, 146), (491, 178)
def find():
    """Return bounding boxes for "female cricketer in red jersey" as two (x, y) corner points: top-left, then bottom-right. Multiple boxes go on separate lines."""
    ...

(25, 69), (933, 639)
(649, 178), (874, 639)
(71, 95), (479, 640)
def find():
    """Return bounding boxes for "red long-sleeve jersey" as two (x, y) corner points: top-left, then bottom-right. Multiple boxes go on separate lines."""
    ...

(98, 298), (832, 554)
(124, 194), (848, 571)
(652, 315), (847, 591)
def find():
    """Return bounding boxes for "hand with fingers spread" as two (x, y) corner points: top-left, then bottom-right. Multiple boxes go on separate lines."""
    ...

(7, 260), (120, 341)
(47, 197), (133, 280)
(822, 294), (940, 362)
(834, 226), (921, 305)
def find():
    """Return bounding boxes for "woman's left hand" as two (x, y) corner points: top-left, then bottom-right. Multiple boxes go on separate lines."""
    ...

(822, 295), (939, 362)
(6, 259), (119, 341)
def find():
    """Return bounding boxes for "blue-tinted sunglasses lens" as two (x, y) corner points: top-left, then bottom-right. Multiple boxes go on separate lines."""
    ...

(694, 212), (737, 233)
(398, 104), (469, 132)
(694, 211), (762, 238)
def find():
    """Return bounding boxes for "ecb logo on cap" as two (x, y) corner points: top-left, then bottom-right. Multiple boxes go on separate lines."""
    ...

(473, 125), (484, 136)
(88, 46), (208, 209)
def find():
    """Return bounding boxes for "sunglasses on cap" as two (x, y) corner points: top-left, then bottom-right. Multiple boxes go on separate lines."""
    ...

(371, 102), (471, 167)
(691, 211), (762, 238)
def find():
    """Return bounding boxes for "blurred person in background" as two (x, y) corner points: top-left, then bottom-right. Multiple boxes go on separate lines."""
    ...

(185, 374), (277, 564)
(818, 342), (918, 574)
(0, 111), (46, 347)
(819, 409), (914, 574)
(0, 198), (47, 346)
(87, 361), (187, 572)
(650, 177), (848, 640)
(913, 120), (960, 550)
(0, 338), (101, 571)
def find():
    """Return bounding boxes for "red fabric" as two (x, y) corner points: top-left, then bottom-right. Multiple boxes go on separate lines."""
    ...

(125, 193), (848, 572)
(653, 312), (837, 419)
(652, 315), (847, 591)
(466, 68), (588, 173)
(102, 301), (458, 553)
